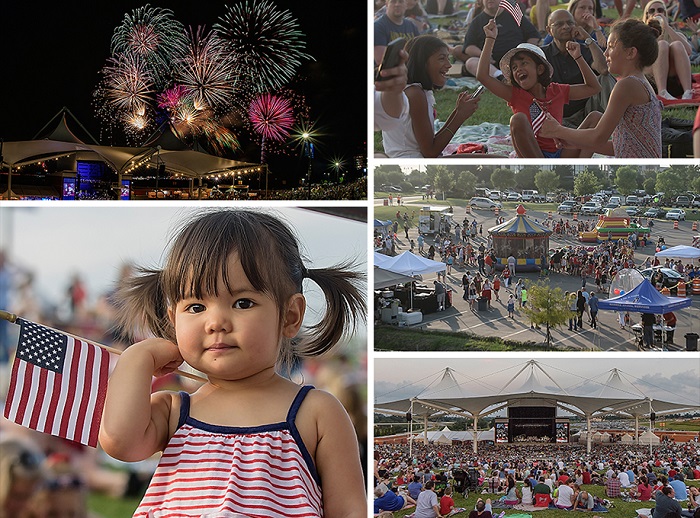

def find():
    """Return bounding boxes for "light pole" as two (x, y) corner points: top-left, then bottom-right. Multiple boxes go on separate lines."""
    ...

(303, 132), (312, 198)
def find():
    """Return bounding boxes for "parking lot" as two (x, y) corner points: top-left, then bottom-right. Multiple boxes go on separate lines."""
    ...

(377, 198), (700, 351)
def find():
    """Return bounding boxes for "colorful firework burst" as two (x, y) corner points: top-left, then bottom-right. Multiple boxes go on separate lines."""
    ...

(174, 26), (237, 113)
(249, 93), (294, 142)
(99, 52), (155, 114)
(214, 0), (313, 92)
(110, 4), (187, 87)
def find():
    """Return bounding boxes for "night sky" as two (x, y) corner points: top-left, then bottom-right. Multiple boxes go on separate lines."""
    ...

(2, 1), (367, 182)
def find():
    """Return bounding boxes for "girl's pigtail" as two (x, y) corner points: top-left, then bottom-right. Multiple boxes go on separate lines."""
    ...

(299, 262), (366, 357)
(113, 268), (175, 343)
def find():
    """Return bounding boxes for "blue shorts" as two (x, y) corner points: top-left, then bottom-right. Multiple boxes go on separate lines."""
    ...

(542, 148), (563, 158)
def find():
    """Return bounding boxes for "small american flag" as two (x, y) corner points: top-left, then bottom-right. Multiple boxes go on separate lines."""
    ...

(3, 319), (110, 447)
(529, 101), (546, 135)
(499, 0), (524, 25)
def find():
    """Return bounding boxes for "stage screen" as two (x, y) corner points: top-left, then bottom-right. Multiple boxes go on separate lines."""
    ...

(495, 421), (509, 443)
(556, 422), (569, 443)
(509, 406), (555, 442)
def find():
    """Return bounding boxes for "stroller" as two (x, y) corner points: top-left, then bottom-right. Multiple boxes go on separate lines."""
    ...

(452, 468), (480, 499)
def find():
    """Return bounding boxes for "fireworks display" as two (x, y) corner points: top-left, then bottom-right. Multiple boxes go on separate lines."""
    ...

(249, 94), (294, 142)
(94, 3), (312, 157)
(213, 0), (312, 92)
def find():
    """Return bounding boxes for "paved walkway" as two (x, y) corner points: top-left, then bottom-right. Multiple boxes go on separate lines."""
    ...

(377, 201), (700, 351)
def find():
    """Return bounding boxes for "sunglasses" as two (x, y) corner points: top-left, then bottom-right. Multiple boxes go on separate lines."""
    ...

(648, 6), (666, 13)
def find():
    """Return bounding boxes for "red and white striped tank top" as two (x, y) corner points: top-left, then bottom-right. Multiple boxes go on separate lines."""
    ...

(134, 385), (323, 517)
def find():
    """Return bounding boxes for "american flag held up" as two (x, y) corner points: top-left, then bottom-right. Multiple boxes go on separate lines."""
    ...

(499, 0), (524, 25)
(3, 319), (110, 447)
(529, 101), (547, 135)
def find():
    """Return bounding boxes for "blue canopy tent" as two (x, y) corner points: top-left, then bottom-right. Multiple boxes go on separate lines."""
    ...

(597, 278), (692, 313)
(598, 279), (692, 349)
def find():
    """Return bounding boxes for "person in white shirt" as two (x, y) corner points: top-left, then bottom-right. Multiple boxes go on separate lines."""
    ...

(555, 480), (575, 509)
(374, 50), (410, 132)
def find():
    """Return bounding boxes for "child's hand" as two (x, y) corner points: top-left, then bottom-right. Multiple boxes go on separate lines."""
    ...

(455, 91), (480, 120)
(483, 19), (498, 40)
(539, 113), (561, 137)
(566, 41), (582, 60)
(132, 338), (185, 377)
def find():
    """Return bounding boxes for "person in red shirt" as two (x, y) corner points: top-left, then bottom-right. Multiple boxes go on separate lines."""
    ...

(441, 485), (466, 516)
(493, 275), (501, 301)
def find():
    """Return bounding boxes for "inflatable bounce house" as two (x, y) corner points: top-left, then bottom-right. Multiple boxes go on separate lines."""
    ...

(579, 208), (650, 243)
(489, 205), (551, 272)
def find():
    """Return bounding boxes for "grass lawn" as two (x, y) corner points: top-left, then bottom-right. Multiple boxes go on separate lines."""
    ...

(385, 479), (700, 518)
(374, 7), (700, 153)
(87, 493), (140, 517)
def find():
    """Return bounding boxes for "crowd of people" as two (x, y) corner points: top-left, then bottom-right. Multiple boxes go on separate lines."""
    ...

(374, 0), (700, 158)
(374, 440), (700, 517)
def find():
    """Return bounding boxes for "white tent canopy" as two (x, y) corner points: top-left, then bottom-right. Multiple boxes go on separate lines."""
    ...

(655, 245), (700, 259)
(639, 430), (661, 444)
(381, 251), (446, 277)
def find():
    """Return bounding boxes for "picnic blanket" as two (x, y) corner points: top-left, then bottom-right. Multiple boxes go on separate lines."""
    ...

(513, 504), (549, 512)
(437, 121), (512, 155)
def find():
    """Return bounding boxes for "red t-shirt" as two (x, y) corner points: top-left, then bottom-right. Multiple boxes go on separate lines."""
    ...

(508, 83), (571, 153)
(441, 495), (455, 515)
(694, 105), (700, 133)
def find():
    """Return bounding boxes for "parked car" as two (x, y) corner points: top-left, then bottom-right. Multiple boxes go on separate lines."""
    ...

(608, 196), (623, 206)
(643, 207), (666, 218)
(521, 190), (539, 202)
(581, 201), (602, 214)
(557, 200), (579, 213)
(692, 196), (700, 208)
(640, 267), (683, 290)
(625, 195), (640, 205)
(665, 208), (686, 220)
(546, 192), (558, 202)
(673, 195), (691, 208)
(506, 192), (522, 202)
(489, 190), (502, 200)
(624, 206), (639, 216)
(469, 197), (502, 209)
(604, 202), (619, 211)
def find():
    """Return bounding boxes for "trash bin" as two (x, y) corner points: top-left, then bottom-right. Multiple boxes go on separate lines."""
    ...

(477, 296), (488, 312)
(685, 333), (699, 351)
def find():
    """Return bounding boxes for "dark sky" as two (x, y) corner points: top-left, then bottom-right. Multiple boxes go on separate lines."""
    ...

(2, 1), (366, 177)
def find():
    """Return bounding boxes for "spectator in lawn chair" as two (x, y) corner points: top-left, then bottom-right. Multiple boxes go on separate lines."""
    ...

(541, 9), (615, 127)
(451, 0), (540, 79)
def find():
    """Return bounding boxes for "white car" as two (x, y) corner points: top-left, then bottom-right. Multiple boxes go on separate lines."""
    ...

(581, 202), (602, 214)
(469, 197), (502, 209)
(557, 200), (579, 213)
(506, 192), (522, 202)
(665, 209), (686, 220)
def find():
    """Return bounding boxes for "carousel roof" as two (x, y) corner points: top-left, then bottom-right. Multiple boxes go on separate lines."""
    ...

(488, 205), (552, 236)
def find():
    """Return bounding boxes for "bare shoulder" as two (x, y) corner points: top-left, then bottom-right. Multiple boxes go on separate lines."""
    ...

(295, 388), (353, 457)
(152, 390), (181, 445)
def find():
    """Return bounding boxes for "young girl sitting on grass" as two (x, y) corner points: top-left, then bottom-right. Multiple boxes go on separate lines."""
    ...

(476, 19), (600, 158)
(540, 19), (663, 157)
(382, 34), (483, 157)
(99, 209), (367, 517)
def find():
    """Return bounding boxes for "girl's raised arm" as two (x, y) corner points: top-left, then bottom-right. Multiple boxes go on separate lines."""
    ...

(99, 338), (183, 462)
(310, 390), (366, 517)
(566, 41), (602, 101)
(476, 20), (512, 102)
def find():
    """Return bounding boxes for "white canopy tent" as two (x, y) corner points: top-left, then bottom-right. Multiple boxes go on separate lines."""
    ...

(654, 245), (700, 259)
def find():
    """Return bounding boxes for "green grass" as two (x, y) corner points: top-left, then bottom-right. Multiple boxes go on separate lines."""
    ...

(87, 493), (140, 517)
(374, 7), (700, 154)
(375, 326), (564, 351)
(387, 480), (700, 518)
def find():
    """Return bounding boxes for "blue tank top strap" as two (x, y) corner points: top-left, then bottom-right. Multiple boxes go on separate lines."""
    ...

(285, 385), (321, 486)
(286, 384), (315, 425)
(177, 391), (191, 429)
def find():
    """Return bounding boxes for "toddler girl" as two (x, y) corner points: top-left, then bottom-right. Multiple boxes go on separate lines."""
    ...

(507, 294), (515, 318)
(99, 210), (367, 517)
(540, 19), (663, 157)
(476, 19), (600, 157)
